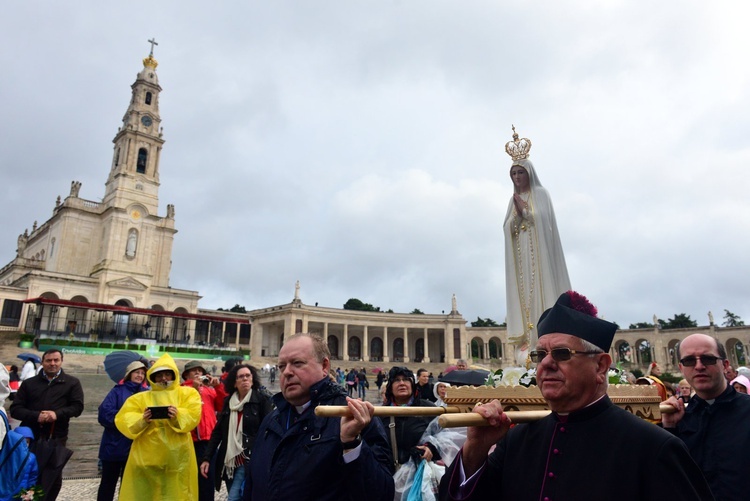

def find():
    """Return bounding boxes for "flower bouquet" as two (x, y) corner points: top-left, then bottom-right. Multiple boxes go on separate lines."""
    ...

(16, 486), (44, 501)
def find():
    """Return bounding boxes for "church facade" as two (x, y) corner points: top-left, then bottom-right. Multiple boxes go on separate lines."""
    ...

(0, 49), (205, 342)
(0, 46), (748, 372)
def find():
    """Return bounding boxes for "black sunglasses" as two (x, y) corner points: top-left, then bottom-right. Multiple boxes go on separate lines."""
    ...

(679, 355), (723, 367)
(529, 348), (600, 363)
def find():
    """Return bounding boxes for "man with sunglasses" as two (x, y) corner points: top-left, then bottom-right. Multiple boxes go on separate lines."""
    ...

(662, 333), (750, 500)
(439, 291), (712, 501)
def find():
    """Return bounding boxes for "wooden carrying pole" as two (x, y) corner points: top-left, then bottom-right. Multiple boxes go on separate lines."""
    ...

(315, 406), (463, 418)
(315, 384), (676, 428)
(437, 404), (676, 428)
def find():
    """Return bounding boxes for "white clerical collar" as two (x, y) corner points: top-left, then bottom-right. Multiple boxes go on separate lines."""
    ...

(295, 401), (312, 414)
(556, 394), (607, 416)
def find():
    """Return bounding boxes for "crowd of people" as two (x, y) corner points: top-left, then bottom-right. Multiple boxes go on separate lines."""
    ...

(3, 293), (750, 500)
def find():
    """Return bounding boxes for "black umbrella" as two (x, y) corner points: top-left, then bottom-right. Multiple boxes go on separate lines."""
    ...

(103, 350), (144, 383)
(17, 353), (41, 364)
(438, 369), (491, 386)
(31, 433), (73, 499)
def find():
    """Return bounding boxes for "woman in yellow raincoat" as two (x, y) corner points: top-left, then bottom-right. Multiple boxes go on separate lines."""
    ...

(115, 353), (202, 500)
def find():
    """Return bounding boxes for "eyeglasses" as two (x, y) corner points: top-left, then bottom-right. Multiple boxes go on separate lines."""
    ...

(236, 374), (252, 380)
(679, 355), (723, 367)
(529, 348), (600, 363)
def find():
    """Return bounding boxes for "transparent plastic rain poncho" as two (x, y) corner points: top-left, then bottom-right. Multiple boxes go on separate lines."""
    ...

(393, 417), (467, 501)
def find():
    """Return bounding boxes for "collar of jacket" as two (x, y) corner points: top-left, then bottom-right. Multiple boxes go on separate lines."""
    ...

(41, 368), (64, 383)
(685, 384), (737, 415)
(272, 377), (345, 414)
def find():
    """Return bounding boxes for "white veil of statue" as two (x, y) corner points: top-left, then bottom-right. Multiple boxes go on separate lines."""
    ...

(503, 129), (571, 364)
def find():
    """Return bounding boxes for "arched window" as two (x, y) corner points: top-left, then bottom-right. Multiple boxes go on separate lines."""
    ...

(393, 338), (404, 362)
(145, 92), (152, 105)
(348, 337), (361, 360)
(328, 337), (339, 359)
(137, 148), (148, 173)
(370, 337), (383, 361)
(415, 339), (425, 362)
(618, 342), (632, 363)
(489, 338), (502, 359)
(114, 147), (120, 167)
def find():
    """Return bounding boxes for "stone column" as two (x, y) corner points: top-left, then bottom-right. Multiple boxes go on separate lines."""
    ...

(403, 328), (410, 363)
(423, 328), (431, 363)
(363, 326), (370, 362)
(383, 326), (390, 362)
(343, 324), (349, 362)
(484, 342), (490, 361)
(235, 325), (240, 348)
(445, 325), (454, 363)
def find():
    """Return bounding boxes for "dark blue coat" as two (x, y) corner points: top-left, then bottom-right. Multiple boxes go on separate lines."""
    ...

(98, 381), (146, 461)
(247, 378), (394, 501)
(671, 385), (750, 500)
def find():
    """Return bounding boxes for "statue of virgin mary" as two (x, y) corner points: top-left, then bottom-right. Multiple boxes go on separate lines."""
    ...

(503, 127), (571, 365)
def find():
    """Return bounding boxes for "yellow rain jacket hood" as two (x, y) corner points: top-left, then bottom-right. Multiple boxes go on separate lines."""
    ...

(115, 353), (201, 500)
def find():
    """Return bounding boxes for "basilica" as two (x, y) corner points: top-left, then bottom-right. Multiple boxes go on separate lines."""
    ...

(0, 46), (747, 372)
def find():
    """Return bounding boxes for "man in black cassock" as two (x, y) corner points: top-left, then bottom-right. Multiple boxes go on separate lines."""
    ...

(439, 291), (714, 501)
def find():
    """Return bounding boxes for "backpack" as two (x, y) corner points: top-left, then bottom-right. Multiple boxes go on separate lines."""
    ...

(0, 412), (31, 500)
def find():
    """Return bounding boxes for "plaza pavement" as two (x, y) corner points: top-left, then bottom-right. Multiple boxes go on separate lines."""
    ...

(58, 479), (230, 500)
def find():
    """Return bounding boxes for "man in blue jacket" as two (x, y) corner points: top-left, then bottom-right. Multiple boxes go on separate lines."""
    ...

(247, 333), (394, 500)
(662, 332), (750, 500)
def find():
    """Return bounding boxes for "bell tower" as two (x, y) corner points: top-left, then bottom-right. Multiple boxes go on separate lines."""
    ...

(103, 39), (165, 215)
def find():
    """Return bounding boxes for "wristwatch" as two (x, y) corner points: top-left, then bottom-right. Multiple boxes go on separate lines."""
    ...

(341, 434), (362, 450)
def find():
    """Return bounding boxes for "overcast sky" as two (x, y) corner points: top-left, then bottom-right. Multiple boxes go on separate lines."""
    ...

(1, 2), (748, 328)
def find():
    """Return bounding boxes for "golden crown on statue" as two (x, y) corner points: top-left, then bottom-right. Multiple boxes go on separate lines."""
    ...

(505, 125), (532, 161)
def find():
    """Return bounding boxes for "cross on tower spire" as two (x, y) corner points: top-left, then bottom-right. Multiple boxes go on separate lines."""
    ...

(147, 37), (158, 56)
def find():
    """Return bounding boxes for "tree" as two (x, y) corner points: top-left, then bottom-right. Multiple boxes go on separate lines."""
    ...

(628, 322), (655, 329)
(343, 298), (380, 312)
(471, 317), (500, 327)
(217, 304), (246, 313)
(722, 309), (745, 327)
(410, 308), (424, 315)
(660, 313), (697, 330)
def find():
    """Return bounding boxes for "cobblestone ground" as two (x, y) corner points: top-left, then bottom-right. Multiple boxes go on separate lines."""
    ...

(58, 479), (229, 500)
